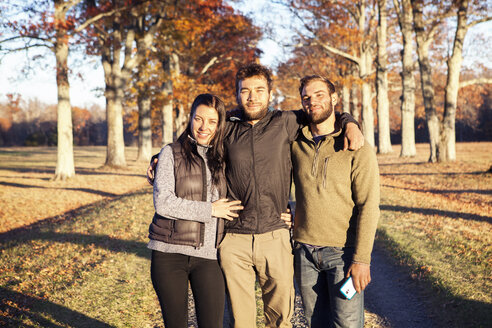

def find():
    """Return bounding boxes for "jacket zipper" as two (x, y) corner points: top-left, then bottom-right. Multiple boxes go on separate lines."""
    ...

(251, 124), (260, 232)
(322, 157), (329, 188)
(311, 138), (323, 176)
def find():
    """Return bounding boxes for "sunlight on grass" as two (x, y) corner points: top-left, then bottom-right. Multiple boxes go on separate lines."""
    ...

(1, 142), (491, 327)
(0, 191), (162, 327)
(376, 143), (492, 327)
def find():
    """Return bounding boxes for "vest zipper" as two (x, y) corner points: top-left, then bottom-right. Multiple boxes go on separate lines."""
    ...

(198, 153), (207, 248)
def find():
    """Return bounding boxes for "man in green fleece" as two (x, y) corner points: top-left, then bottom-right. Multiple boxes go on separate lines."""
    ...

(291, 75), (380, 328)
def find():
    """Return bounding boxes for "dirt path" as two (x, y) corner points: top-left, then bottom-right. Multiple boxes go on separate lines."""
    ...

(185, 243), (439, 328)
(364, 246), (438, 328)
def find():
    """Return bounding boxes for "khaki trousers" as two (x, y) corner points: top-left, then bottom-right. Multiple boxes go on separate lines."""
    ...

(218, 229), (294, 328)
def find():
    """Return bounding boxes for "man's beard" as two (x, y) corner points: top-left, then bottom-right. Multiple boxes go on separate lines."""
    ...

(242, 103), (269, 121)
(308, 104), (333, 124)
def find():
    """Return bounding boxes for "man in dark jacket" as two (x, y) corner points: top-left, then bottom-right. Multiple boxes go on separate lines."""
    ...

(148, 63), (364, 327)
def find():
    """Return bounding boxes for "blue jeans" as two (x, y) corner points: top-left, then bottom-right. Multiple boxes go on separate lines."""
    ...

(294, 243), (364, 328)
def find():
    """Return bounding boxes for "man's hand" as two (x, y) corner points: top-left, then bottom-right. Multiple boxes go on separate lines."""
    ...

(147, 157), (158, 186)
(346, 262), (371, 293)
(281, 208), (293, 229)
(343, 122), (364, 151)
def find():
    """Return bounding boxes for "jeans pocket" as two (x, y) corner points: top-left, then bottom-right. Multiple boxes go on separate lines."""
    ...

(327, 246), (345, 255)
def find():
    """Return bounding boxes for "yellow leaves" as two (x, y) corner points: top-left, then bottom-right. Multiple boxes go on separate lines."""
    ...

(173, 18), (194, 33)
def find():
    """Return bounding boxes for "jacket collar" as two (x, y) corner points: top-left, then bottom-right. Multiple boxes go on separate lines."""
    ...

(300, 124), (342, 144)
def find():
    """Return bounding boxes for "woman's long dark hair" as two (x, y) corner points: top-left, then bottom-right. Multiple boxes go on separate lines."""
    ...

(176, 94), (227, 187)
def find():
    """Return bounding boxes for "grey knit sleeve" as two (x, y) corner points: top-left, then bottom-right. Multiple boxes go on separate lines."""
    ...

(153, 145), (212, 223)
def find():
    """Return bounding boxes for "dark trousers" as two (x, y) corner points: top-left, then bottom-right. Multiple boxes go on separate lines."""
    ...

(151, 251), (225, 328)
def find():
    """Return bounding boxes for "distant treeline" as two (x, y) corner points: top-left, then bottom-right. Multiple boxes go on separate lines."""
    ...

(0, 98), (139, 147)
(0, 93), (490, 147)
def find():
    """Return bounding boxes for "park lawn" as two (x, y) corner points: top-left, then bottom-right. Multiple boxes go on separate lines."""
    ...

(0, 146), (157, 233)
(0, 143), (491, 327)
(0, 189), (163, 327)
(376, 142), (491, 327)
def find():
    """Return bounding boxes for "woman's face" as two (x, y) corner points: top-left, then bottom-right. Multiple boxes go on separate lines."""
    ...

(191, 104), (219, 145)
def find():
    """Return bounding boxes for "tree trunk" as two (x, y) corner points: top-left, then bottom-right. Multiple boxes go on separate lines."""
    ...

(395, 0), (416, 157)
(376, 0), (392, 153)
(136, 85), (152, 162)
(161, 90), (173, 146)
(361, 81), (375, 147)
(161, 53), (179, 146)
(104, 90), (127, 167)
(175, 103), (187, 138)
(413, 0), (439, 162)
(360, 51), (375, 147)
(439, 0), (469, 162)
(97, 5), (162, 166)
(351, 83), (360, 122)
(101, 14), (127, 167)
(54, 1), (75, 180)
(135, 40), (152, 162)
(359, 2), (375, 147)
(342, 83), (350, 114)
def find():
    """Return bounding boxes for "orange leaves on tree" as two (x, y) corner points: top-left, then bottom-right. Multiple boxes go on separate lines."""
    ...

(72, 106), (91, 133)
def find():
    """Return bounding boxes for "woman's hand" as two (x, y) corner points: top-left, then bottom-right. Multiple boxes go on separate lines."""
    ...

(212, 199), (244, 220)
(281, 208), (293, 229)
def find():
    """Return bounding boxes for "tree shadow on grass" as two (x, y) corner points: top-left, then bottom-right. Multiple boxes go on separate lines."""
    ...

(380, 204), (492, 223)
(0, 181), (120, 197)
(12, 231), (151, 260)
(380, 171), (487, 176)
(0, 188), (152, 247)
(381, 183), (492, 196)
(0, 287), (114, 328)
(0, 166), (145, 178)
(372, 231), (492, 328)
(0, 189), (153, 327)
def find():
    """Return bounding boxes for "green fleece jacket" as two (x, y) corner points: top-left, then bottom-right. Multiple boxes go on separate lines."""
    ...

(292, 125), (380, 264)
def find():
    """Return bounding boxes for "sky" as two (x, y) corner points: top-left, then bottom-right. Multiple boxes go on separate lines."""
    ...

(0, 1), (490, 109)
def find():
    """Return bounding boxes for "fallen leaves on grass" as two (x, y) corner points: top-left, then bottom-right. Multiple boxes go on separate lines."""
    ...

(0, 146), (155, 233)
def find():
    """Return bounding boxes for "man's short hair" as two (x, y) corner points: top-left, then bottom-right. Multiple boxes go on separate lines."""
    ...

(235, 63), (273, 94)
(299, 75), (336, 96)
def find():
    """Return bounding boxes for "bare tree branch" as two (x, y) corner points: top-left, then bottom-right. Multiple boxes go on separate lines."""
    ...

(459, 78), (492, 88)
(467, 16), (492, 29)
(75, 6), (130, 32)
(0, 43), (52, 52)
(0, 34), (52, 45)
(393, 0), (402, 19)
(316, 40), (360, 66)
(200, 56), (218, 75)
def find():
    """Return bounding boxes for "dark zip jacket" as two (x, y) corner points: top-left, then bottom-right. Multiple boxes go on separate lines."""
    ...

(223, 109), (356, 234)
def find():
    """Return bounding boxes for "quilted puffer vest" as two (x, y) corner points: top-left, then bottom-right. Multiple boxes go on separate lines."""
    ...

(149, 140), (226, 248)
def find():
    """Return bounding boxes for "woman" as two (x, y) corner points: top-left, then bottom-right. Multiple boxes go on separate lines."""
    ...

(148, 94), (243, 328)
